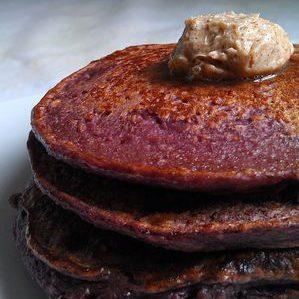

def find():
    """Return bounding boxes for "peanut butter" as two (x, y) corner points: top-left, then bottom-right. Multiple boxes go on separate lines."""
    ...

(169, 12), (294, 80)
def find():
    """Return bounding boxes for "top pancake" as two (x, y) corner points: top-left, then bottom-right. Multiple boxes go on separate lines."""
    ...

(32, 44), (299, 192)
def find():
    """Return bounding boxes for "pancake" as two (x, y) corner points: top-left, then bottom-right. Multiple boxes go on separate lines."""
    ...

(13, 184), (299, 298)
(28, 132), (299, 252)
(14, 240), (299, 299)
(31, 44), (299, 192)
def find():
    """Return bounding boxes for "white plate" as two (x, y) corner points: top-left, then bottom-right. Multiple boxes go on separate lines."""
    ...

(0, 96), (46, 299)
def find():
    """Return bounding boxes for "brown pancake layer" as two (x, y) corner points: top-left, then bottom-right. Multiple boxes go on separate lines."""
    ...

(13, 184), (299, 298)
(28, 132), (299, 252)
(14, 231), (299, 299)
(32, 44), (299, 192)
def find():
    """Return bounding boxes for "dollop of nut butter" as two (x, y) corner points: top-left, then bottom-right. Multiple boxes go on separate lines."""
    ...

(169, 12), (294, 80)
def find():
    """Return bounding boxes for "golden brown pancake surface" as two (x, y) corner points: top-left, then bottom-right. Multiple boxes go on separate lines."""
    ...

(32, 44), (299, 192)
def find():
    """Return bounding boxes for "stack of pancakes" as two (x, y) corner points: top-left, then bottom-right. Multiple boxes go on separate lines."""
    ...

(12, 44), (299, 298)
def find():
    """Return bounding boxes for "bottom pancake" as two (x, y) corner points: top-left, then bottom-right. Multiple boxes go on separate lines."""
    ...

(14, 235), (299, 299)
(12, 184), (299, 298)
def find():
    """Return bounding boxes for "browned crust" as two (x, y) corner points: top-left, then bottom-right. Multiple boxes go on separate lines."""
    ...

(13, 184), (299, 297)
(28, 132), (299, 252)
(31, 44), (299, 192)
(15, 215), (299, 298)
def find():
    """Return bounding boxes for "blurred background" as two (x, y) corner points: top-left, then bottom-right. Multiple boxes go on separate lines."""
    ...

(1, 0), (298, 103)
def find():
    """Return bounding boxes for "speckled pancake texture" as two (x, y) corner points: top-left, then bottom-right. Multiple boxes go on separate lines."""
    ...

(32, 44), (299, 192)
(13, 185), (299, 298)
(28, 132), (299, 252)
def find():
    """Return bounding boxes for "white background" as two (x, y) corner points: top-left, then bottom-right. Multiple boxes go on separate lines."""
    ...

(0, 1), (298, 298)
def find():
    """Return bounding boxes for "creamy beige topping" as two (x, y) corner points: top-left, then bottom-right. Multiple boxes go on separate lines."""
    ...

(169, 12), (294, 80)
